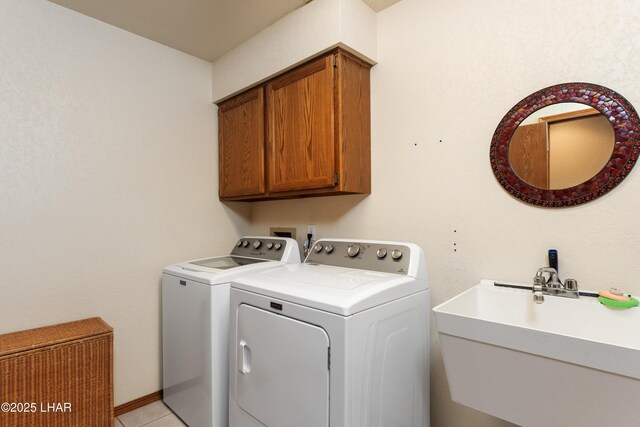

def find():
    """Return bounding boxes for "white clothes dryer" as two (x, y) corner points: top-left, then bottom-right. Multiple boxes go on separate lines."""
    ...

(228, 238), (430, 427)
(162, 236), (300, 427)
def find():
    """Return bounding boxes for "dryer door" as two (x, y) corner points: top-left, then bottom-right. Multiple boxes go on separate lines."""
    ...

(235, 304), (329, 427)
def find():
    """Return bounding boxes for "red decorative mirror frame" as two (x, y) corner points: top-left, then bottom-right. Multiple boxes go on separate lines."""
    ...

(490, 82), (640, 207)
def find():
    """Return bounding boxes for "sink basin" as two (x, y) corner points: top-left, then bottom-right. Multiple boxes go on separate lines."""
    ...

(433, 280), (640, 427)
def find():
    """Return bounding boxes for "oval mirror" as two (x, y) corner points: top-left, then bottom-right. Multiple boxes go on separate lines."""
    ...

(491, 83), (640, 207)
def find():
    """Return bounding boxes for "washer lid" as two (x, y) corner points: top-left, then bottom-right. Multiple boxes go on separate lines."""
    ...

(231, 263), (428, 316)
(162, 236), (301, 285)
(190, 256), (269, 270)
(163, 257), (284, 285)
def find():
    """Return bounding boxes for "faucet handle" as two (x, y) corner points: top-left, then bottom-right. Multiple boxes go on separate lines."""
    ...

(564, 278), (578, 291)
(533, 275), (546, 287)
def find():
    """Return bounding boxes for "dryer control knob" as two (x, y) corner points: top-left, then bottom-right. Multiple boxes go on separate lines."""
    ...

(376, 248), (388, 259)
(274, 242), (282, 250)
(253, 240), (262, 249)
(391, 249), (403, 260)
(347, 244), (360, 257)
(266, 242), (274, 250)
(314, 243), (323, 253)
(236, 240), (243, 247)
(324, 244), (334, 254)
(242, 240), (249, 247)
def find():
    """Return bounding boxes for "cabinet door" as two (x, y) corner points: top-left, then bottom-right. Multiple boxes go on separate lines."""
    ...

(267, 55), (336, 193)
(218, 87), (265, 198)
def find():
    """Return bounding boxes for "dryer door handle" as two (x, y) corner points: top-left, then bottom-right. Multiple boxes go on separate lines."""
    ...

(239, 340), (252, 374)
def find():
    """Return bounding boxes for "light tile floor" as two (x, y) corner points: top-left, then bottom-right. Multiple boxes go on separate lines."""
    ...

(117, 401), (186, 427)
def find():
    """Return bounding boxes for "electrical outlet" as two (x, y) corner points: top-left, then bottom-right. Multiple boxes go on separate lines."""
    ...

(307, 224), (316, 241)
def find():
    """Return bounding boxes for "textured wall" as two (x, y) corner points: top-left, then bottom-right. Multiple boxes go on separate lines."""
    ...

(0, 0), (250, 405)
(211, 0), (377, 102)
(247, 0), (640, 425)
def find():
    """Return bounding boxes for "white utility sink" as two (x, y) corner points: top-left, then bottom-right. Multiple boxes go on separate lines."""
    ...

(433, 280), (640, 427)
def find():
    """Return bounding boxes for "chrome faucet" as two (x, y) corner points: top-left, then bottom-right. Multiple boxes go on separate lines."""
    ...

(532, 267), (579, 303)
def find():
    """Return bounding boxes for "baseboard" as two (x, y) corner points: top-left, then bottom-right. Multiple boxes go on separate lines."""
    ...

(114, 390), (163, 416)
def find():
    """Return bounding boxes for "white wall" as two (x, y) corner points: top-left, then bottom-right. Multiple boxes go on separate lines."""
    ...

(247, 0), (640, 426)
(211, 0), (377, 102)
(0, 0), (250, 405)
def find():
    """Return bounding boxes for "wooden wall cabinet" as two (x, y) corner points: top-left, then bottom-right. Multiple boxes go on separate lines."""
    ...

(217, 49), (371, 201)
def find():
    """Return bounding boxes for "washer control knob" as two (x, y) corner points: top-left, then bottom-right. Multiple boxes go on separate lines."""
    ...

(253, 240), (262, 249)
(274, 242), (282, 251)
(391, 249), (403, 260)
(376, 248), (388, 259)
(236, 240), (243, 247)
(242, 240), (249, 247)
(347, 244), (361, 257)
(266, 242), (274, 250)
(314, 243), (323, 253)
(324, 244), (334, 254)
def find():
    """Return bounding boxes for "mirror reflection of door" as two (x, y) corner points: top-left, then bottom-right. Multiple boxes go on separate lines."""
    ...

(509, 104), (615, 190)
(508, 122), (548, 188)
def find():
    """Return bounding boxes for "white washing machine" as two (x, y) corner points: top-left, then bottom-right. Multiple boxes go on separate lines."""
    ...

(228, 238), (430, 427)
(162, 236), (300, 427)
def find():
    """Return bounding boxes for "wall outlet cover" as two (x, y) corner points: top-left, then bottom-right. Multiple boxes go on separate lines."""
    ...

(269, 227), (296, 239)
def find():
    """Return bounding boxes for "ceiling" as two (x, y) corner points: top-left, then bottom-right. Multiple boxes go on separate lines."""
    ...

(49, 0), (400, 63)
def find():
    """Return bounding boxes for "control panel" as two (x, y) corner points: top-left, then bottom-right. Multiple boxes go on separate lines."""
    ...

(305, 240), (411, 275)
(230, 237), (288, 261)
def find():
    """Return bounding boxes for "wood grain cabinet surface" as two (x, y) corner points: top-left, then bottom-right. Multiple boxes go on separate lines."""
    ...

(218, 86), (266, 198)
(217, 48), (371, 201)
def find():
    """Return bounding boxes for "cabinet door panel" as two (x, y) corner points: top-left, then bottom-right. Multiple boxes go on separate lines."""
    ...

(267, 56), (335, 193)
(218, 88), (265, 198)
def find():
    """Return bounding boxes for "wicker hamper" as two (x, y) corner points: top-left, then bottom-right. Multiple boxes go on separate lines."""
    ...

(0, 317), (114, 426)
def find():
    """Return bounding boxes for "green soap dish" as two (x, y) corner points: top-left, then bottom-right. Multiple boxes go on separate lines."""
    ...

(598, 296), (639, 309)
